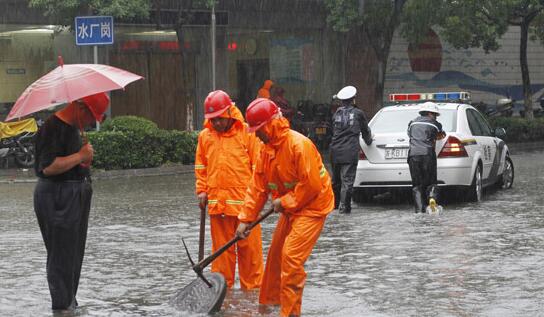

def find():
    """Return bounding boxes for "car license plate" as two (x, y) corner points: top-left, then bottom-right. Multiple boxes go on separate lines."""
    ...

(315, 127), (326, 135)
(385, 148), (408, 159)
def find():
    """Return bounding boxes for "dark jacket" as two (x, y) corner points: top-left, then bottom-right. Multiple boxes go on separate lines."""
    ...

(330, 103), (372, 163)
(407, 116), (443, 157)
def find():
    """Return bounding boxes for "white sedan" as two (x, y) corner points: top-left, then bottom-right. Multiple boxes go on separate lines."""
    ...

(353, 92), (514, 203)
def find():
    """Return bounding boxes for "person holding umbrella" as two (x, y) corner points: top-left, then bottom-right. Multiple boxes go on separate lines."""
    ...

(194, 90), (264, 289)
(33, 92), (109, 311)
(236, 98), (334, 317)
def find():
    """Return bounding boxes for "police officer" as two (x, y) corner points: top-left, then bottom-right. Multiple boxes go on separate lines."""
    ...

(329, 86), (372, 214)
(407, 102), (446, 213)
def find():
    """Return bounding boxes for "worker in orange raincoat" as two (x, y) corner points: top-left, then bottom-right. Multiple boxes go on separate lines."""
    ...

(236, 98), (334, 317)
(195, 90), (264, 289)
(257, 79), (274, 99)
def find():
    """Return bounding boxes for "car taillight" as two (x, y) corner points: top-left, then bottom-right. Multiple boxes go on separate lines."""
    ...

(359, 149), (367, 160)
(438, 136), (468, 157)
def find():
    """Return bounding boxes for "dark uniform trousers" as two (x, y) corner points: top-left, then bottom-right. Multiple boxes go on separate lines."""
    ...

(332, 161), (357, 213)
(407, 154), (439, 213)
(34, 178), (92, 310)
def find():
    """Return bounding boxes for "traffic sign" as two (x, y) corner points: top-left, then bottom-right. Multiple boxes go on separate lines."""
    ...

(75, 16), (114, 46)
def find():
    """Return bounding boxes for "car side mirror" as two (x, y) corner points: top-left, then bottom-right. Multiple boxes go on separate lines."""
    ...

(494, 127), (506, 138)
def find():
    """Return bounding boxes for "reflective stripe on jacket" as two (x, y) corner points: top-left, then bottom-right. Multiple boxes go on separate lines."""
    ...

(238, 117), (334, 222)
(195, 105), (261, 216)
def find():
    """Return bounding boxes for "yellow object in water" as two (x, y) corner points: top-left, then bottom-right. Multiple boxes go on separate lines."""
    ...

(426, 198), (442, 215)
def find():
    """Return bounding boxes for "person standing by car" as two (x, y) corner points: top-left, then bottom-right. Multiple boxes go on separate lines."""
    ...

(407, 101), (446, 213)
(33, 92), (109, 311)
(194, 90), (264, 289)
(329, 86), (372, 214)
(235, 98), (334, 317)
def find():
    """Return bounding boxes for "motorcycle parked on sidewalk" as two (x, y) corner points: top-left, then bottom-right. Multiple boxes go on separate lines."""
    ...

(0, 118), (38, 168)
(308, 103), (332, 153)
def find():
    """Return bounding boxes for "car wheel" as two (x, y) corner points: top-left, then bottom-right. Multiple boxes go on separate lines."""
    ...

(466, 164), (483, 202)
(497, 156), (514, 189)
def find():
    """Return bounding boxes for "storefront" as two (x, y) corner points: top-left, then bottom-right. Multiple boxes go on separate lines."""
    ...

(0, 0), (345, 130)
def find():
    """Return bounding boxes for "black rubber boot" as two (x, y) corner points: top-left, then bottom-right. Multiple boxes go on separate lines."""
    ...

(412, 187), (425, 213)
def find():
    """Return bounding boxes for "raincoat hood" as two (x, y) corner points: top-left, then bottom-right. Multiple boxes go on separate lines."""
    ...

(261, 116), (290, 148)
(204, 104), (245, 133)
(263, 80), (274, 89)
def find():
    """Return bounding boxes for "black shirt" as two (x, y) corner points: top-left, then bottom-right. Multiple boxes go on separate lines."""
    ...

(34, 115), (90, 181)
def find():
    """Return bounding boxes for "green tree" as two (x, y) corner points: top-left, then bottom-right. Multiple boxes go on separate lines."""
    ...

(29, 0), (151, 24)
(439, 0), (544, 120)
(324, 0), (443, 112)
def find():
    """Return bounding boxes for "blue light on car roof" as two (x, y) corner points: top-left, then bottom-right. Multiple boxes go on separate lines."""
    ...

(447, 92), (461, 99)
(433, 93), (447, 100)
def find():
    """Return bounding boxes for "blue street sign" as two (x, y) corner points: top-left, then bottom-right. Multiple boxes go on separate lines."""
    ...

(75, 16), (114, 46)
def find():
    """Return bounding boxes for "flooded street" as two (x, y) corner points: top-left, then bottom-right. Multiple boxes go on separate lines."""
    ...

(1, 150), (543, 317)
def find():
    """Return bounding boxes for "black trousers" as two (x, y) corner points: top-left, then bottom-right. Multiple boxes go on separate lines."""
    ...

(408, 154), (439, 211)
(332, 161), (357, 212)
(34, 178), (92, 310)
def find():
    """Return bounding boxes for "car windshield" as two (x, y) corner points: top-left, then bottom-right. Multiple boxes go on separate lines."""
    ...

(370, 108), (457, 133)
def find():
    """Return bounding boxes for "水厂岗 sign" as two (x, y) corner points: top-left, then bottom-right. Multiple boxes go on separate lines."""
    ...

(75, 16), (114, 46)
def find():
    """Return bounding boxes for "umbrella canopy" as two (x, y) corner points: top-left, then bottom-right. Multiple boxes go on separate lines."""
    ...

(6, 56), (143, 121)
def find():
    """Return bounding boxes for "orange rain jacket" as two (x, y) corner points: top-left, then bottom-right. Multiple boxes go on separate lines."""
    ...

(195, 104), (264, 289)
(257, 80), (274, 99)
(238, 117), (334, 316)
(195, 105), (261, 216)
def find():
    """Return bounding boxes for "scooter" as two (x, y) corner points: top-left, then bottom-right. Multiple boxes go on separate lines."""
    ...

(0, 118), (37, 168)
(309, 103), (332, 152)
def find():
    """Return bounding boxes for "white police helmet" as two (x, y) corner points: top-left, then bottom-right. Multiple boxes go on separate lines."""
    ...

(336, 86), (357, 100)
(419, 101), (440, 116)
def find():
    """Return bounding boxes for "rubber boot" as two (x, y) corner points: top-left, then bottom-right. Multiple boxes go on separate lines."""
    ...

(412, 187), (425, 213)
(340, 192), (352, 214)
(427, 185), (439, 203)
(426, 185), (441, 214)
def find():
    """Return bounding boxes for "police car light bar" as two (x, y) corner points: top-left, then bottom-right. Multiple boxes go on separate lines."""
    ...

(389, 92), (471, 102)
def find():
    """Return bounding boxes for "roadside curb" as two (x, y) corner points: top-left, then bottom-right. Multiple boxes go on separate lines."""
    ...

(508, 141), (544, 154)
(0, 164), (194, 184)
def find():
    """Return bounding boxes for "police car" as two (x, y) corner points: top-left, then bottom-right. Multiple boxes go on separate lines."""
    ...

(353, 92), (514, 202)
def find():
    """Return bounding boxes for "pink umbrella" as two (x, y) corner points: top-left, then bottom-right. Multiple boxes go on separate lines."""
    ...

(6, 56), (143, 121)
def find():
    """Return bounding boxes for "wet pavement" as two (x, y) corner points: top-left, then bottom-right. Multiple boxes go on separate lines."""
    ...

(1, 150), (543, 317)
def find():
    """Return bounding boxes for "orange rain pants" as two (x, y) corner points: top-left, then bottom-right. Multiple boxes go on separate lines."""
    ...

(259, 213), (325, 317)
(210, 214), (263, 289)
(238, 117), (334, 316)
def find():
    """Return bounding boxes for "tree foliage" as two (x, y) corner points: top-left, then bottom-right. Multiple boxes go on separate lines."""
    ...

(29, 0), (151, 26)
(438, 0), (544, 120)
(29, 0), (216, 27)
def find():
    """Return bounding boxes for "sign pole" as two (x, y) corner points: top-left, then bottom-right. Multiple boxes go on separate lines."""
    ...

(211, 5), (216, 90)
(93, 45), (100, 131)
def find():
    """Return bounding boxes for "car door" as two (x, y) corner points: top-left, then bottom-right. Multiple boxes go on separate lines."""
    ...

(466, 109), (496, 181)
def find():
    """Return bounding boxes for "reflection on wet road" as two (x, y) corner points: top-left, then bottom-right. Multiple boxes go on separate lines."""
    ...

(1, 150), (543, 316)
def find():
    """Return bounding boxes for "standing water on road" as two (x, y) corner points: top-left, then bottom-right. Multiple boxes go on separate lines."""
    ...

(1, 150), (543, 316)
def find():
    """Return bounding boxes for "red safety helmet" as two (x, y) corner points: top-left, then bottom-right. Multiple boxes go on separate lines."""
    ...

(204, 90), (233, 119)
(80, 92), (110, 121)
(246, 98), (280, 132)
